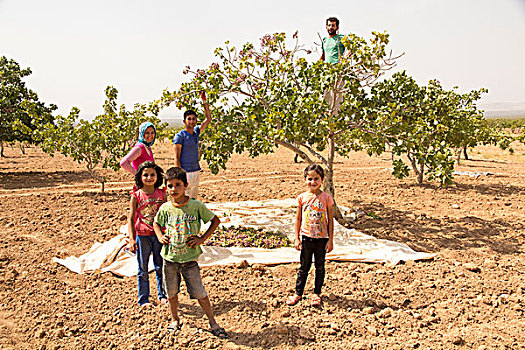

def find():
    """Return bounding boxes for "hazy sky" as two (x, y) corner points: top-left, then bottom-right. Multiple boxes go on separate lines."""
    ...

(1, 0), (524, 118)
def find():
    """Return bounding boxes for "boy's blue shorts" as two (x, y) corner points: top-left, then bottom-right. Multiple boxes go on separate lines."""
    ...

(162, 260), (207, 300)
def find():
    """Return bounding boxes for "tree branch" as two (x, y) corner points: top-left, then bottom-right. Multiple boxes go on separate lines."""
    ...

(297, 142), (328, 167)
(274, 139), (315, 164)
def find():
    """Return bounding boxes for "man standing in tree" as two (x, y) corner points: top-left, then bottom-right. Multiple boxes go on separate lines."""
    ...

(295, 17), (346, 163)
(173, 91), (211, 198)
(320, 17), (346, 64)
(320, 16), (347, 113)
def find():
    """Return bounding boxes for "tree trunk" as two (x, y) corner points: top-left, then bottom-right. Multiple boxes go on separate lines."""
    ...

(87, 166), (106, 193)
(324, 133), (352, 227)
(20, 144), (25, 155)
(456, 147), (462, 164)
(418, 163), (424, 184)
(323, 168), (351, 227)
(0, 142), (4, 157)
(463, 145), (469, 160)
(294, 149), (310, 163)
(407, 151), (422, 183)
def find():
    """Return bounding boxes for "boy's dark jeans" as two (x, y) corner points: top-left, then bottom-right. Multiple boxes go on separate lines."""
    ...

(295, 235), (329, 296)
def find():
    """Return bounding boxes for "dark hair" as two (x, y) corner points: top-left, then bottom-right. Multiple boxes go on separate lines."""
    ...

(183, 110), (197, 121)
(326, 17), (339, 26)
(135, 161), (164, 189)
(304, 164), (325, 180)
(164, 167), (188, 186)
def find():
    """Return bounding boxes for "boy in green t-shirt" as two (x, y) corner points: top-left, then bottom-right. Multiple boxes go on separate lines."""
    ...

(153, 167), (227, 338)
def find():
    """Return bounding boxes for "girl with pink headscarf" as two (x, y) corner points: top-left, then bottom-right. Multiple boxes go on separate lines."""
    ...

(120, 122), (156, 175)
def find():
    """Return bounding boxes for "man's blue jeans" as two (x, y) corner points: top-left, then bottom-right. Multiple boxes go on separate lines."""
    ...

(136, 235), (166, 305)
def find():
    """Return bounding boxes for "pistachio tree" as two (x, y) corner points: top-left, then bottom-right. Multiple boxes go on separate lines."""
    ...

(161, 32), (400, 225)
(0, 56), (56, 156)
(40, 86), (166, 191)
(370, 71), (496, 185)
(95, 86), (166, 169)
(41, 107), (108, 189)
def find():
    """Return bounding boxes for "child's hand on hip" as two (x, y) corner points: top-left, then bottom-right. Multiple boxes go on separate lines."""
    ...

(186, 235), (205, 248)
(159, 235), (170, 245)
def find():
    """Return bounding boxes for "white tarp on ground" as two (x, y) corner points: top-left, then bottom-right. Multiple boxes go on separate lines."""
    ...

(52, 234), (139, 277)
(53, 199), (435, 277)
(452, 171), (501, 178)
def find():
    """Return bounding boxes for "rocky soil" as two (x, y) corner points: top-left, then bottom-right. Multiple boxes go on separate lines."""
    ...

(0, 142), (524, 349)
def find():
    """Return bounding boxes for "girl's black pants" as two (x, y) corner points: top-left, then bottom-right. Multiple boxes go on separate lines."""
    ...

(295, 235), (328, 296)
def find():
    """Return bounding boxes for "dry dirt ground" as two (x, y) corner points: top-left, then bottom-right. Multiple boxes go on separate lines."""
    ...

(0, 142), (524, 350)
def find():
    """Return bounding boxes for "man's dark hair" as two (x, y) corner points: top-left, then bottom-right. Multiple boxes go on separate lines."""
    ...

(326, 17), (339, 26)
(183, 110), (197, 121)
(134, 161), (164, 189)
(164, 167), (188, 186)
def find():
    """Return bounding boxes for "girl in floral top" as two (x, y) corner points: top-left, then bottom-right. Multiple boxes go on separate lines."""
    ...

(287, 164), (334, 306)
(127, 161), (167, 306)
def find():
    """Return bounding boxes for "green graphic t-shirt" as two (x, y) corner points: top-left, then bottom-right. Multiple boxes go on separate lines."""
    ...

(154, 199), (215, 263)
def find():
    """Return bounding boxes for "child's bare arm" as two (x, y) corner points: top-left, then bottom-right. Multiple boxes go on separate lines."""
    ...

(154, 222), (169, 245)
(174, 144), (182, 168)
(127, 196), (138, 253)
(187, 215), (220, 248)
(294, 205), (302, 250)
(326, 204), (334, 253)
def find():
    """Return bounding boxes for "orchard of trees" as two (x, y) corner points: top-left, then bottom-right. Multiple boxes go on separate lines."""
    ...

(0, 56), (56, 156)
(158, 32), (513, 223)
(0, 29), (520, 218)
(39, 87), (168, 191)
(1, 55), (168, 190)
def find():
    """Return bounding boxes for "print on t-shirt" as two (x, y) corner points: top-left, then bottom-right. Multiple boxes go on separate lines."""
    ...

(303, 201), (326, 237)
(140, 198), (161, 226)
(165, 213), (198, 256)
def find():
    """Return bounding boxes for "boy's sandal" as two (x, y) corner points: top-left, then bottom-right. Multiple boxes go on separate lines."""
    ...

(311, 294), (322, 306)
(167, 322), (182, 332)
(286, 295), (302, 306)
(210, 327), (228, 339)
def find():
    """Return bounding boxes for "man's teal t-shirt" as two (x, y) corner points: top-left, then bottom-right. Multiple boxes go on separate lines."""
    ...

(154, 198), (215, 263)
(322, 34), (346, 64)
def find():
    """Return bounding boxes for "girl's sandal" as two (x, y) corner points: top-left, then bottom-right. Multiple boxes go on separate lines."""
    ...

(210, 327), (228, 339)
(286, 295), (302, 306)
(167, 322), (182, 332)
(311, 294), (322, 306)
